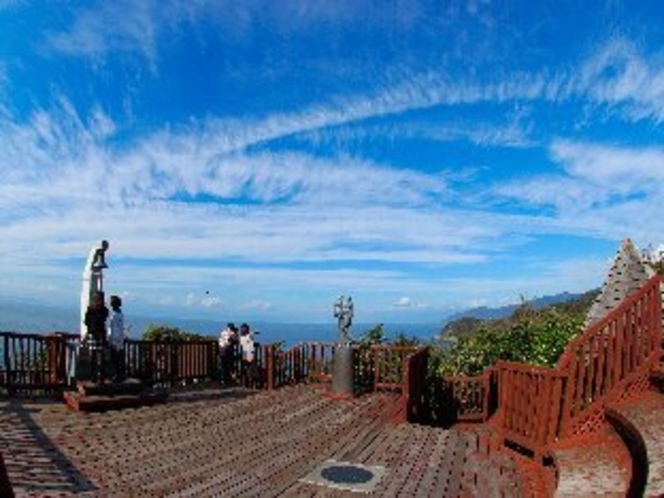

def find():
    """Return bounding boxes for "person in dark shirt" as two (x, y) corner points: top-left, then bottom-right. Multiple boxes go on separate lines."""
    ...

(85, 291), (109, 383)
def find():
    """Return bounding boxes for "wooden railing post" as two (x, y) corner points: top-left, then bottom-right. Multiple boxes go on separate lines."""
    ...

(46, 334), (67, 385)
(373, 346), (379, 391)
(4, 334), (12, 393)
(266, 345), (274, 391)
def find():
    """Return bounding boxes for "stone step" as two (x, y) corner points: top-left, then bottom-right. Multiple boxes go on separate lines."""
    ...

(63, 388), (168, 413)
(606, 390), (664, 498)
(76, 378), (144, 397)
(551, 427), (632, 497)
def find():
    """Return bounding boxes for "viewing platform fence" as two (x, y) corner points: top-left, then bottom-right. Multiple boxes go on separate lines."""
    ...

(0, 332), (422, 400)
(439, 369), (498, 424)
(427, 275), (663, 463)
(0, 331), (77, 395)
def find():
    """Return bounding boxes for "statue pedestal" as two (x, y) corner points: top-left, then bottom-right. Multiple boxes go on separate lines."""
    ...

(74, 344), (114, 383)
(331, 345), (354, 398)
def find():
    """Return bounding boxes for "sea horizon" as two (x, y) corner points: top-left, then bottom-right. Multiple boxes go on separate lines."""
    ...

(0, 304), (444, 348)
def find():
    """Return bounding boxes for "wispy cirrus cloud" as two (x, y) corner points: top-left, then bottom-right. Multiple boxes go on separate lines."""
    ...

(577, 38), (664, 122)
(46, 0), (158, 66)
(5, 2), (664, 323)
(495, 139), (664, 241)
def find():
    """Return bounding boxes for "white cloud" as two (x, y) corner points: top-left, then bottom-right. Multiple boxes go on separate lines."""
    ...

(5, 26), (664, 321)
(46, 0), (158, 67)
(394, 297), (412, 307)
(2, 93), (649, 321)
(551, 140), (664, 187)
(393, 296), (429, 309)
(241, 299), (272, 312)
(494, 139), (664, 242)
(201, 295), (223, 308)
(576, 38), (664, 122)
(184, 292), (222, 309)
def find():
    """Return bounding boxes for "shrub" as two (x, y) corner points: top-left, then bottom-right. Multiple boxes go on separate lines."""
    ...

(142, 324), (205, 341)
(433, 306), (584, 376)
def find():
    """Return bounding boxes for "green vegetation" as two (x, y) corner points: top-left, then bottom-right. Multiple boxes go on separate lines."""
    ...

(354, 323), (420, 348)
(433, 307), (584, 376)
(433, 298), (591, 377)
(643, 246), (664, 277)
(351, 324), (420, 394)
(142, 324), (206, 341)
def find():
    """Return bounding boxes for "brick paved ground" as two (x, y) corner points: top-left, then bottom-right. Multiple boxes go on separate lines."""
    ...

(607, 391), (664, 498)
(0, 384), (534, 497)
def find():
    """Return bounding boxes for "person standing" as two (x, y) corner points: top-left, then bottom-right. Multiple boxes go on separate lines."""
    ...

(107, 295), (126, 382)
(218, 323), (238, 385)
(85, 291), (109, 383)
(239, 323), (255, 386)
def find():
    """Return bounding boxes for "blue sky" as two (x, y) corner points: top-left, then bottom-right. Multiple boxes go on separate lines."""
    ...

(1, 0), (663, 325)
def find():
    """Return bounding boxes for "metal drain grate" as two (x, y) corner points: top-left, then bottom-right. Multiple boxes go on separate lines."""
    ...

(299, 460), (387, 493)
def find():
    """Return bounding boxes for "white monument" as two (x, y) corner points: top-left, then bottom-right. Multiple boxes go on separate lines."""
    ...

(80, 240), (109, 341)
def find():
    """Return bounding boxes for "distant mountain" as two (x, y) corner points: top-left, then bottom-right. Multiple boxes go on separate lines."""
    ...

(445, 292), (583, 322)
(441, 289), (600, 338)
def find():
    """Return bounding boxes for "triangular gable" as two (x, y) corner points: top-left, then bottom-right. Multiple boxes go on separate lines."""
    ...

(584, 239), (655, 327)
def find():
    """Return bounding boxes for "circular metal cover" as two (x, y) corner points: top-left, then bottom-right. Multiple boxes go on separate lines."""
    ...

(320, 464), (374, 484)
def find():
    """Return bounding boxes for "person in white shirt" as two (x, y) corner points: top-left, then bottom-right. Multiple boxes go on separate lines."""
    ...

(107, 295), (125, 382)
(218, 323), (237, 384)
(239, 323), (255, 384)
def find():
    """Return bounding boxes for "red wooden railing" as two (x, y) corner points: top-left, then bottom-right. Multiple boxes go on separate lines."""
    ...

(124, 339), (218, 385)
(493, 275), (662, 460)
(0, 333), (418, 395)
(557, 275), (662, 437)
(442, 369), (497, 422)
(402, 347), (429, 423)
(270, 343), (310, 388)
(495, 362), (567, 461)
(0, 332), (78, 394)
(372, 345), (418, 390)
(305, 342), (336, 382)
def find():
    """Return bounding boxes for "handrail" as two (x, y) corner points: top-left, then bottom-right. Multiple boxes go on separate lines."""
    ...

(558, 275), (661, 436)
(0, 331), (426, 397)
(0, 332), (77, 393)
(558, 275), (662, 369)
(401, 347), (429, 423)
(495, 361), (568, 462)
(492, 275), (662, 460)
(371, 345), (418, 391)
(442, 368), (496, 423)
(124, 338), (219, 386)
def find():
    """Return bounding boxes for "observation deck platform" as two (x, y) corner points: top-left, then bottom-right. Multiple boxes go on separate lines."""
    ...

(0, 383), (535, 497)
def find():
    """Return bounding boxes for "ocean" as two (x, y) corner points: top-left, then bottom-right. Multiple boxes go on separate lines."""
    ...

(0, 304), (444, 348)
(128, 319), (443, 348)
